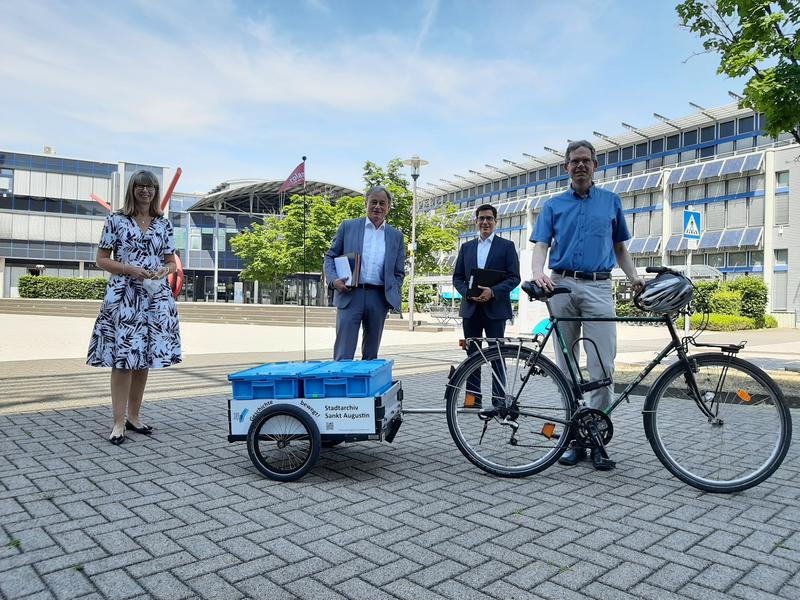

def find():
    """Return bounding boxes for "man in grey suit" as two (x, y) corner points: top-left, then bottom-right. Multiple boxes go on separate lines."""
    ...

(323, 186), (405, 360)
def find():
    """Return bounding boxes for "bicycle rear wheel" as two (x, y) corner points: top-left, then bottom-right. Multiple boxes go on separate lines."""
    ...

(445, 344), (576, 477)
(643, 354), (792, 493)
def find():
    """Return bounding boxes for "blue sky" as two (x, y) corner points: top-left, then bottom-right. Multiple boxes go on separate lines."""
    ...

(1, 0), (746, 194)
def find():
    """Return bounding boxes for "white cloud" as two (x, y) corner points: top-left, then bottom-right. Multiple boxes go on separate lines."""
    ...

(0, 0), (560, 136)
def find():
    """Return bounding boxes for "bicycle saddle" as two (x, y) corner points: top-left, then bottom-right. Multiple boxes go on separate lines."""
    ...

(521, 280), (571, 301)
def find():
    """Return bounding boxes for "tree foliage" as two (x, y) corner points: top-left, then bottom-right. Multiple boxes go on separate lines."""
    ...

(230, 159), (468, 283)
(677, 0), (800, 143)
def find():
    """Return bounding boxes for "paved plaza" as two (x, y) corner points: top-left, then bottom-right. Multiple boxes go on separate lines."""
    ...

(2, 368), (800, 600)
(2, 313), (800, 599)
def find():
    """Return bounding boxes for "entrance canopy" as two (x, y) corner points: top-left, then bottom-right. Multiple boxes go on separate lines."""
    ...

(187, 179), (361, 214)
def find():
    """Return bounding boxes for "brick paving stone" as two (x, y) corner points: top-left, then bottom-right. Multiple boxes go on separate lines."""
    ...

(407, 558), (468, 588)
(187, 573), (243, 600)
(89, 570), (145, 600)
(137, 572), (194, 600)
(218, 555), (285, 584)
(0, 564), (48, 598)
(740, 564), (792, 594)
(315, 557), (379, 587)
(41, 569), (95, 600)
(333, 578), (396, 600)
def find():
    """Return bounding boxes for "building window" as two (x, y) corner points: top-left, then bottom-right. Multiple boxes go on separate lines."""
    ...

(671, 255), (687, 266)
(635, 142), (648, 158)
(750, 250), (763, 266)
(596, 153), (606, 167)
(699, 145), (715, 159)
(651, 138), (664, 154)
(700, 125), (716, 142)
(672, 186), (686, 203)
(727, 177), (747, 195)
(719, 120), (735, 137)
(683, 130), (698, 146)
(621, 146), (633, 161)
(687, 184), (704, 201)
(775, 248), (788, 264)
(775, 193), (789, 225)
(728, 251), (748, 267)
(738, 115), (755, 133)
(776, 171), (789, 187)
(773, 272), (788, 311)
(707, 253), (725, 267)
(666, 135), (680, 151)
(707, 181), (725, 198)
(749, 174), (765, 191)
(548, 166), (559, 178)
(607, 149), (619, 164)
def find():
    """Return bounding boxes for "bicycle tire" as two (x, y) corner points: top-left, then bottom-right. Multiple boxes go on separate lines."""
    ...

(643, 353), (792, 493)
(247, 404), (321, 482)
(446, 344), (576, 477)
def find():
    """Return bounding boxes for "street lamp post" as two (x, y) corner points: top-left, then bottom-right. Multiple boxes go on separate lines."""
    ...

(402, 155), (429, 332)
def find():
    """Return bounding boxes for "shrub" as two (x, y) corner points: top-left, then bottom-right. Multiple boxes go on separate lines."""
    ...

(401, 282), (436, 312)
(724, 276), (768, 322)
(18, 275), (108, 300)
(677, 312), (756, 331)
(709, 290), (742, 316)
(616, 301), (646, 318)
(763, 315), (778, 329)
(692, 280), (720, 313)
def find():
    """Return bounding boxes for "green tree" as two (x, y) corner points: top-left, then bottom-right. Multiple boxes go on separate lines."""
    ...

(677, 0), (800, 143)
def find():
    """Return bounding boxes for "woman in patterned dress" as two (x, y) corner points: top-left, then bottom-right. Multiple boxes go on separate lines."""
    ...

(87, 170), (182, 445)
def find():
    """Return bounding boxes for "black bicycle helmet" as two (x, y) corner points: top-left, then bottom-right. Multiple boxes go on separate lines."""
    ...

(634, 272), (694, 314)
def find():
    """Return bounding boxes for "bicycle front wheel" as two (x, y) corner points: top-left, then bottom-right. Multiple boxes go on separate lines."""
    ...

(445, 344), (576, 478)
(643, 354), (792, 493)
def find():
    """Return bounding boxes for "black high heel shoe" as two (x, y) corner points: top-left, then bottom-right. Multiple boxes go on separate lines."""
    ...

(125, 420), (153, 435)
(109, 433), (125, 445)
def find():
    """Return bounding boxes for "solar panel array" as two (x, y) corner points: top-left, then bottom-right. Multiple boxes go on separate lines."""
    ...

(667, 152), (763, 186)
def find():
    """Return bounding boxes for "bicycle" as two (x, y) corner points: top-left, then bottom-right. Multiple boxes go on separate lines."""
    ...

(444, 267), (792, 493)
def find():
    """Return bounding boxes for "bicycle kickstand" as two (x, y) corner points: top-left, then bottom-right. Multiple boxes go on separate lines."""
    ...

(587, 422), (615, 469)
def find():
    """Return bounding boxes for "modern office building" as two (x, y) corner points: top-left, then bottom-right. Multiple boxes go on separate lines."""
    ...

(419, 102), (799, 323)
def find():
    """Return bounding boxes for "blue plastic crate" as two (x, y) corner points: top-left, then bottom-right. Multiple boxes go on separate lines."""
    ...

(227, 361), (324, 400)
(301, 360), (393, 398)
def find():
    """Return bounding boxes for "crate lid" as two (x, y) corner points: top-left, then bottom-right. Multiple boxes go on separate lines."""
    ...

(227, 361), (328, 381)
(301, 359), (394, 378)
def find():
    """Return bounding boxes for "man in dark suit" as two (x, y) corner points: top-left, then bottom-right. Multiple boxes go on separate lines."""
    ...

(452, 204), (521, 414)
(323, 186), (405, 360)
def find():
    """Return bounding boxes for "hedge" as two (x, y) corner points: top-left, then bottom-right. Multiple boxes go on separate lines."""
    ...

(18, 275), (108, 300)
(709, 289), (742, 316)
(674, 312), (783, 331)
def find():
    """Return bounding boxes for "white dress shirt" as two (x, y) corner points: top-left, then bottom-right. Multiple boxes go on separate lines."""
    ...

(476, 233), (495, 269)
(360, 218), (386, 285)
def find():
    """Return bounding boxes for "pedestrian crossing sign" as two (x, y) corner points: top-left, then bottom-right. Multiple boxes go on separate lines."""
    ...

(683, 210), (701, 240)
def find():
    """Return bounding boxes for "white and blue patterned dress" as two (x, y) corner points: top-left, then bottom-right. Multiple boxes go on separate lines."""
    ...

(87, 213), (182, 369)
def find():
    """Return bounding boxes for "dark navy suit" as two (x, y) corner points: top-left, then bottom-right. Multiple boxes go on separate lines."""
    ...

(452, 235), (520, 406)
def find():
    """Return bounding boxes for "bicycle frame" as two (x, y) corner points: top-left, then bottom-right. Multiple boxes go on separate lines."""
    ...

(513, 297), (722, 422)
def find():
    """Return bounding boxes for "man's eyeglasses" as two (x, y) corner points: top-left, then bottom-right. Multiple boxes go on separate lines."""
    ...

(476, 216), (495, 222)
(568, 158), (594, 167)
(368, 200), (389, 208)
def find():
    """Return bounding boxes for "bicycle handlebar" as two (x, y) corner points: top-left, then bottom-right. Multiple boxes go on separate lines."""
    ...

(521, 280), (571, 301)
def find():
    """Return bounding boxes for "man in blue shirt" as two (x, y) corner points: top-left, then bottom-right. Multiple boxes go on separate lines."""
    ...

(531, 140), (644, 470)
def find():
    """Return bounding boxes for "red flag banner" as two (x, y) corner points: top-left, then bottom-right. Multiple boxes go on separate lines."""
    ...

(278, 161), (305, 193)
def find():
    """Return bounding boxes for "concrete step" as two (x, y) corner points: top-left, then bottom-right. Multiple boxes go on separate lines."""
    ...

(0, 298), (438, 330)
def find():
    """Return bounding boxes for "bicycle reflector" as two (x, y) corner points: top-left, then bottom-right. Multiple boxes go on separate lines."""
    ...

(737, 389), (752, 402)
(458, 339), (465, 349)
(541, 423), (556, 439)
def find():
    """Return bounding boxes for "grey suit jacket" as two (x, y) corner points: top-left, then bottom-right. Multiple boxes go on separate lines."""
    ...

(323, 218), (405, 310)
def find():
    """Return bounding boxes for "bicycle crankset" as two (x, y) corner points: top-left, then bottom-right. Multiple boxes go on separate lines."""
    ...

(572, 407), (614, 447)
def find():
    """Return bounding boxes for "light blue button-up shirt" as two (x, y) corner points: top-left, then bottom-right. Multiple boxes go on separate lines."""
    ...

(476, 233), (494, 269)
(531, 184), (630, 272)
